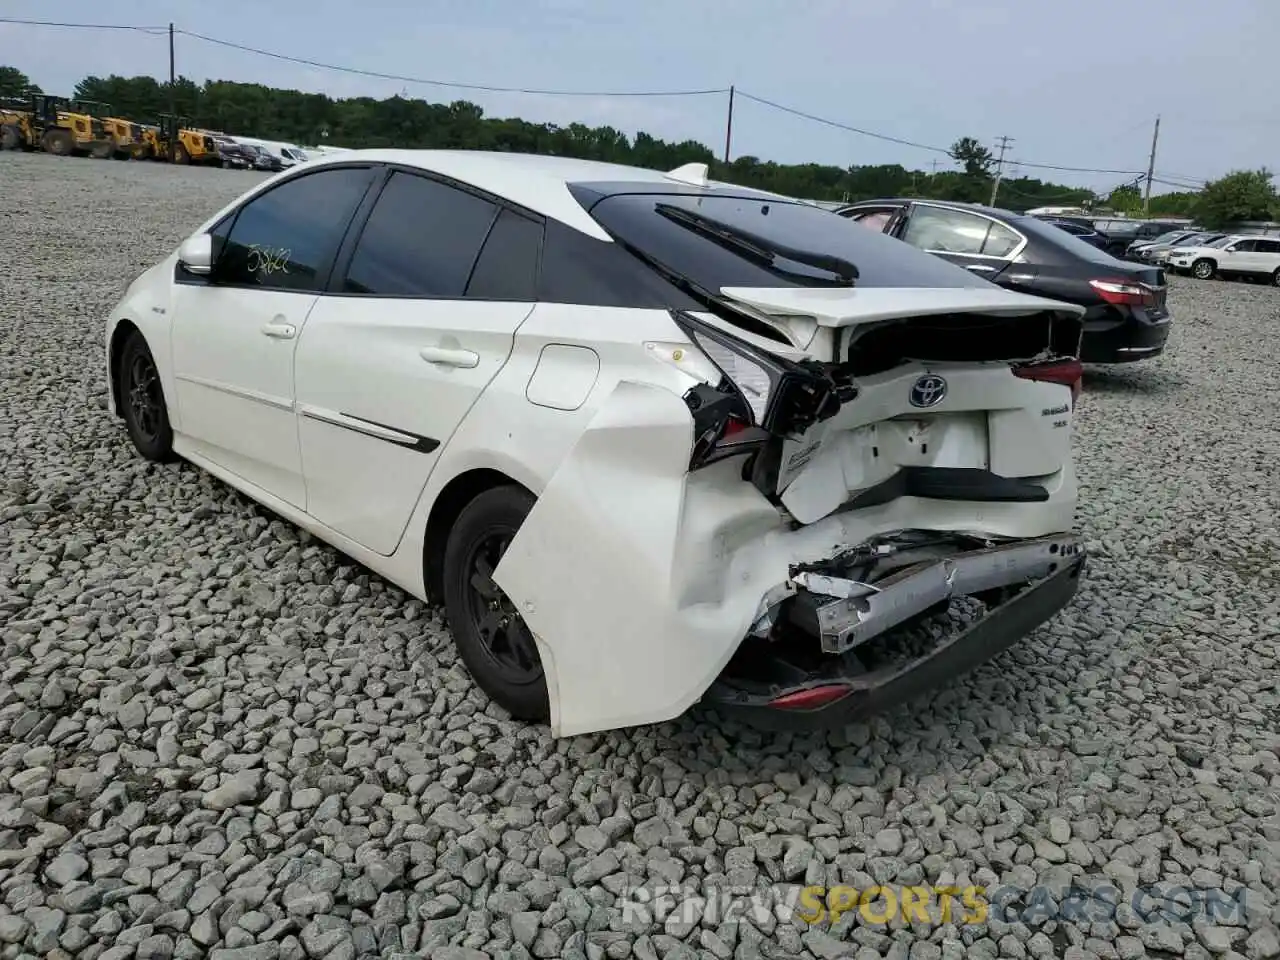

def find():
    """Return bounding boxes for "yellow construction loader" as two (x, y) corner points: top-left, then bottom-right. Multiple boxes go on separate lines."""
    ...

(139, 115), (220, 164)
(71, 99), (146, 160)
(0, 95), (113, 157)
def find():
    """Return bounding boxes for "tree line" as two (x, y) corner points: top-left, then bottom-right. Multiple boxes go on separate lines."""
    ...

(2, 64), (1274, 226)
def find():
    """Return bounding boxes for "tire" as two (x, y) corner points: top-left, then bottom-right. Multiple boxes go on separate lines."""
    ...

(441, 486), (550, 721)
(1273, 269), (1280, 287)
(174, 142), (189, 165)
(89, 141), (114, 160)
(116, 330), (177, 463)
(41, 128), (74, 156)
(0, 124), (19, 151)
(1191, 258), (1215, 280)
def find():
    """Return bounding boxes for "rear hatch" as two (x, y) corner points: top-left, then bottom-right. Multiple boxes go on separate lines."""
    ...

(574, 185), (1086, 525)
(683, 287), (1085, 524)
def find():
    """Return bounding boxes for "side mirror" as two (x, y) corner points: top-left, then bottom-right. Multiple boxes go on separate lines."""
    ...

(178, 234), (213, 276)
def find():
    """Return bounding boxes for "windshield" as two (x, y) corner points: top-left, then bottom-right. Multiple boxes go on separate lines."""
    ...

(1150, 231), (1187, 244)
(580, 190), (994, 292)
(1176, 233), (1213, 246)
(1206, 236), (1235, 249)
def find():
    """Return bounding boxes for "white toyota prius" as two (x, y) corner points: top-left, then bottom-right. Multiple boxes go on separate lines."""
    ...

(105, 150), (1088, 737)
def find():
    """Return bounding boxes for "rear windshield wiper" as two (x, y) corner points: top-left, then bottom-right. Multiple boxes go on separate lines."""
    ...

(654, 203), (859, 285)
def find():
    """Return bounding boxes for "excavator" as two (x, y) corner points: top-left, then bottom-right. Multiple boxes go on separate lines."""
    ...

(0, 94), (114, 157)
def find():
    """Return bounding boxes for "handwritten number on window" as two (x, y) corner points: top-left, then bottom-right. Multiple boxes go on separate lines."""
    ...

(246, 244), (291, 277)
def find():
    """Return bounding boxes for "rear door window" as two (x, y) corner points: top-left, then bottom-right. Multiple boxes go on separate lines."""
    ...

(902, 206), (1020, 258)
(342, 171), (500, 297)
(465, 208), (544, 300)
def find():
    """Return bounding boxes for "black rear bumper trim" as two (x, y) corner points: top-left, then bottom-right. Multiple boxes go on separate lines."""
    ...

(704, 554), (1085, 731)
(846, 466), (1049, 510)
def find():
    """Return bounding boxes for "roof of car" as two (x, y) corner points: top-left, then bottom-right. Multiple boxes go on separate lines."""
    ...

(293, 149), (794, 241)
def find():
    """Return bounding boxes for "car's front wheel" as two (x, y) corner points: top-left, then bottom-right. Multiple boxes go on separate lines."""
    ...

(442, 486), (550, 722)
(117, 330), (177, 462)
(1192, 258), (1215, 280)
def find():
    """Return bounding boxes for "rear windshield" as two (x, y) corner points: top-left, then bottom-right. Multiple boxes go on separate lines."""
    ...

(1009, 214), (1122, 266)
(580, 191), (990, 291)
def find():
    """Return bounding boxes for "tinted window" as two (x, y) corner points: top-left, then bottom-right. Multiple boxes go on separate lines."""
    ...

(1231, 239), (1257, 252)
(1010, 215), (1123, 265)
(465, 208), (544, 300)
(902, 206), (1018, 257)
(1258, 239), (1280, 254)
(982, 221), (1022, 257)
(217, 167), (373, 292)
(344, 172), (499, 297)
(583, 192), (989, 292)
(843, 209), (897, 233)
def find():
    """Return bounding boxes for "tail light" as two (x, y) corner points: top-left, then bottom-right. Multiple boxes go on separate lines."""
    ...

(663, 311), (849, 471)
(1090, 278), (1160, 308)
(1014, 357), (1083, 404)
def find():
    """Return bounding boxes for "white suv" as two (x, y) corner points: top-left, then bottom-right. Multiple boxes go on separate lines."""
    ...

(1167, 234), (1280, 283)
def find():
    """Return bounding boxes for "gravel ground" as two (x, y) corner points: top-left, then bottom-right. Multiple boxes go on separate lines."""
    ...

(3, 150), (1280, 960)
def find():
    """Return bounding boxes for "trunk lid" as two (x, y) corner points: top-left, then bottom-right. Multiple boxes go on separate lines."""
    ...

(717, 285), (1084, 361)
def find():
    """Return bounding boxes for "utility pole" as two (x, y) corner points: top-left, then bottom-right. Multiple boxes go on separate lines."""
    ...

(1143, 115), (1161, 216)
(723, 85), (735, 164)
(989, 135), (1014, 206)
(168, 22), (176, 164)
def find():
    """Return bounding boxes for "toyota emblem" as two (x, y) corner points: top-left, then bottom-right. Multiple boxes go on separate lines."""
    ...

(909, 374), (947, 408)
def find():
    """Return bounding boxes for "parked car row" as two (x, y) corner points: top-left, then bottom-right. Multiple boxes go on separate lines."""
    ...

(837, 198), (1172, 363)
(1165, 234), (1280, 284)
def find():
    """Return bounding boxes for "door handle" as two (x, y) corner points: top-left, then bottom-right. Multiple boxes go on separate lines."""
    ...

(261, 321), (297, 339)
(965, 263), (997, 273)
(419, 346), (479, 369)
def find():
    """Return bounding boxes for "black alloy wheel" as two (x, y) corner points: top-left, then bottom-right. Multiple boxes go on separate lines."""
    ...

(465, 532), (543, 684)
(118, 331), (176, 462)
(441, 485), (550, 721)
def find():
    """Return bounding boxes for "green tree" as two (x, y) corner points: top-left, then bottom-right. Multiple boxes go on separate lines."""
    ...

(1194, 169), (1277, 228)
(948, 137), (994, 178)
(2, 64), (1137, 210)
(1106, 184), (1143, 215)
(0, 65), (40, 98)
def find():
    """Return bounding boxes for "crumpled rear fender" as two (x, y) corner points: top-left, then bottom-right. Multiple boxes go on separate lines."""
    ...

(492, 379), (778, 737)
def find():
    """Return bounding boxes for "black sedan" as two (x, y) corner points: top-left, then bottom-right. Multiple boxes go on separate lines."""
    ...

(836, 199), (1171, 364)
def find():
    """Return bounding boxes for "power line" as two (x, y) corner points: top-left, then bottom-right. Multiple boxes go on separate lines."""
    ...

(734, 90), (952, 155)
(0, 17), (726, 97)
(737, 91), (1153, 177)
(0, 16), (167, 34)
(0, 15), (1239, 180)
(176, 29), (727, 98)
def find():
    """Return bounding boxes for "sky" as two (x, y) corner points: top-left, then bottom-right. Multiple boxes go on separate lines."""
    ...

(4, 0), (1278, 196)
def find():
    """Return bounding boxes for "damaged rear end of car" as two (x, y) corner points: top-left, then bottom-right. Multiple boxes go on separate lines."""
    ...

(493, 183), (1088, 736)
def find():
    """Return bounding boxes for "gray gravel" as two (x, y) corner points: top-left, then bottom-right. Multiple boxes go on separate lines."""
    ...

(3, 149), (1280, 960)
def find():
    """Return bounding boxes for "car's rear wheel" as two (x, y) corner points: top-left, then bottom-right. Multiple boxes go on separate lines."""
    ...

(1192, 258), (1215, 280)
(442, 486), (550, 722)
(1272, 268), (1280, 287)
(117, 330), (177, 462)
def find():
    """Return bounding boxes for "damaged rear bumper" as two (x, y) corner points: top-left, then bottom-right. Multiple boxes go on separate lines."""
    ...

(703, 542), (1086, 730)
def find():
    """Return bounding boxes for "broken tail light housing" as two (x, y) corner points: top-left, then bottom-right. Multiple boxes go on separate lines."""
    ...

(1013, 357), (1083, 404)
(670, 311), (851, 470)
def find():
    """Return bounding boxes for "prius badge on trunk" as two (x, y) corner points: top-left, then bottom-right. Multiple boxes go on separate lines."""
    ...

(909, 374), (948, 408)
